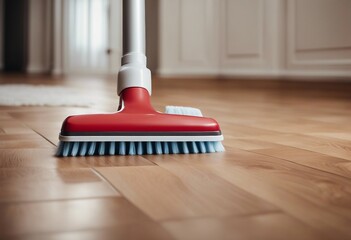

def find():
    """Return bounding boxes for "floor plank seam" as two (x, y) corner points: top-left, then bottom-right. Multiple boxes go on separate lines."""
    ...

(158, 209), (283, 223)
(25, 125), (58, 147)
(92, 167), (175, 224)
(91, 167), (122, 195)
(244, 148), (351, 180)
(0, 195), (123, 205)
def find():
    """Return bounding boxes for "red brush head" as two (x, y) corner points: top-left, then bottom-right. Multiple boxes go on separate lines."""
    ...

(60, 87), (221, 134)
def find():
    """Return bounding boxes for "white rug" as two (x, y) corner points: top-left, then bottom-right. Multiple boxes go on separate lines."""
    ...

(0, 84), (95, 107)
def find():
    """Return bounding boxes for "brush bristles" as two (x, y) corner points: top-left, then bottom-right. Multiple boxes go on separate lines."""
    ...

(57, 106), (225, 157)
(56, 141), (225, 157)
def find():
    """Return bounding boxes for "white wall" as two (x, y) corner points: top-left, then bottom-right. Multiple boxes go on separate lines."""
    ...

(52, 0), (63, 75)
(27, 0), (52, 73)
(109, 0), (123, 74)
(0, 0), (3, 70)
(158, 0), (351, 78)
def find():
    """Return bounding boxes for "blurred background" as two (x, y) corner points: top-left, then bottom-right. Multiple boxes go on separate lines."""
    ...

(0, 0), (350, 79)
(1, 2), (351, 239)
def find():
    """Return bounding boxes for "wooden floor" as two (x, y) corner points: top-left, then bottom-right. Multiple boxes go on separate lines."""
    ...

(0, 74), (351, 240)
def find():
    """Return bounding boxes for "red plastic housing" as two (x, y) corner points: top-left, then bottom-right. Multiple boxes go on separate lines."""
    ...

(61, 88), (221, 134)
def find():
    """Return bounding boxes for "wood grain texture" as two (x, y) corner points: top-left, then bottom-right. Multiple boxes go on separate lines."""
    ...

(142, 149), (351, 232)
(96, 165), (277, 221)
(0, 198), (173, 239)
(253, 145), (351, 179)
(163, 213), (324, 240)
(252, 134), (351, 161)
(0, 135), (53, 149)
(199, 149), (351, 239)
(1, 74), (351, 239)
(8, 224), (174, 240)
(0, 168), (119, 202)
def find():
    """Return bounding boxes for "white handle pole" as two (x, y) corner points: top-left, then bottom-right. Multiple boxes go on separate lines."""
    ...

(123, 0), (145, 56)
(118, 0), (152, 95)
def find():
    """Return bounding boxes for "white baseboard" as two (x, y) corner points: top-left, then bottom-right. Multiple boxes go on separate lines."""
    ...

(157, 68), (218, 77)
(157, 68), (351, 80)
(220, 69), (351, 79)
(52, 68), (63, 75)
(26, 65), (49, 74)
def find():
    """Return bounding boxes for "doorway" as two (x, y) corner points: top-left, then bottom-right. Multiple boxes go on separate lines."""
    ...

(63, 0), (121, 74)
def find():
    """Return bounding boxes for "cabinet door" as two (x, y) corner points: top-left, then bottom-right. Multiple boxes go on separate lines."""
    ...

(287, 0), (351, 73)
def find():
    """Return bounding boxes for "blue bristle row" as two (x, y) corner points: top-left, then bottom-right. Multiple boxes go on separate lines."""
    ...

(56, 141), (225, 157)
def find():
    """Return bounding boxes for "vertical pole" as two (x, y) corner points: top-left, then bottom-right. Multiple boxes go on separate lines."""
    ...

(123, 0), (145, 58)
(118, 0), (151, 95)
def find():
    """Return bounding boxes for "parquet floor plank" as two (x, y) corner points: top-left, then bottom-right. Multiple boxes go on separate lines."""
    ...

(1, 75), (351, 239)
(0, 198), (173, 239)
(96, 166), (277, 221)
(0, 168), (119, 202)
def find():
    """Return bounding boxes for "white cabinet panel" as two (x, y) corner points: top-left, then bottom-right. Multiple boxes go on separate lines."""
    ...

(180, 0), (207, 62)
(295, 0), (351, 51)
(158, 0), (351, 78)
(219, 0), (278, 73)
(159, 0), (218, 75)
(287, 0), (351, 72)
(225, 0), (261, 57)
(0, 0), (3, 70)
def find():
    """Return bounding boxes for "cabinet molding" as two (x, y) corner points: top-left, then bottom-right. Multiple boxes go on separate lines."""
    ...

(158, 0), (351, 79)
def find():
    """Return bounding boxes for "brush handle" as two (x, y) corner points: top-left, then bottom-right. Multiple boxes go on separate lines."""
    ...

(123, 0), (145, 56)
(118, 0), (152, 96)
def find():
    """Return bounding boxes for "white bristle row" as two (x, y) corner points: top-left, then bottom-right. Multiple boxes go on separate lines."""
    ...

(165, 106), (203, 117)
(57, 141), (225, 157)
